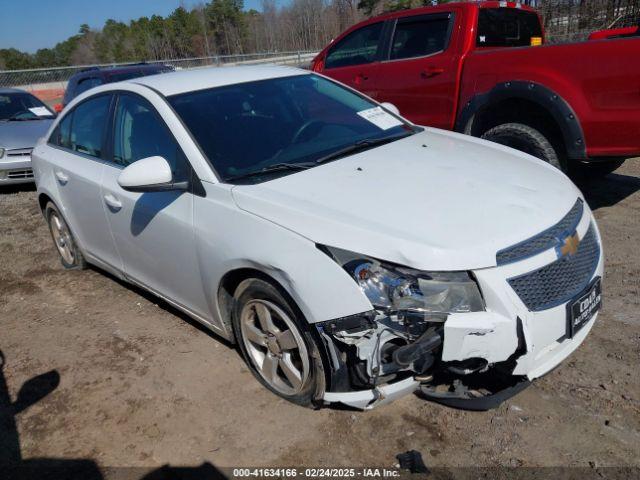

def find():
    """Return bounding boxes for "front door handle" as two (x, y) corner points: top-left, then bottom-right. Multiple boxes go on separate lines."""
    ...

(103, 193), (122, 211)
(420, 66), (445, 79)
(54, 170), (68, 185)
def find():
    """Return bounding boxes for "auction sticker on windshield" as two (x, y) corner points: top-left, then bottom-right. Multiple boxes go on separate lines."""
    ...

(357, 106), (403, 130)
(29, 107), (51, 117)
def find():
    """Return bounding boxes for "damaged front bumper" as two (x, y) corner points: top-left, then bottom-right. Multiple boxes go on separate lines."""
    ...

(317, 217), (604, 410)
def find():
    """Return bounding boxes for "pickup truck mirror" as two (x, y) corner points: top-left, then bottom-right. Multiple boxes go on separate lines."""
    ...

(381, 102), (400, 116)
(117, 156), (187, 193)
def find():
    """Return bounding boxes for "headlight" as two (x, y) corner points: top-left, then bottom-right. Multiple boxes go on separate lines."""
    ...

(323, 246), (484, 314)
(0, 148), (5, 158)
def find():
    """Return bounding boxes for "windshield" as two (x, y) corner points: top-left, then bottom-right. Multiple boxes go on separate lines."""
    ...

(0, 92), (55, 121)
(168, 74), (417, 183)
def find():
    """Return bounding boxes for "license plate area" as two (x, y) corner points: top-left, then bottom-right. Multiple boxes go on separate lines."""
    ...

(566, 277), (602, 338)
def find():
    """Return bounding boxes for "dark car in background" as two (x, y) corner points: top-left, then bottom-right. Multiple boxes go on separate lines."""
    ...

(54, 63), (174, 112)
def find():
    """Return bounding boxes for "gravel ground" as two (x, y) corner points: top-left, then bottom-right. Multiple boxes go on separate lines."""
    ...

(1, 159), (639, 477)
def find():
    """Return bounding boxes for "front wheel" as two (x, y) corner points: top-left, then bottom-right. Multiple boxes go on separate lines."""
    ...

(481, 123), (565, 171)
(232, 278), (325, 407)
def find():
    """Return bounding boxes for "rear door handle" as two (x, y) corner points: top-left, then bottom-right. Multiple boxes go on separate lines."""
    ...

(420, 66), (445, 79)
(54, 170), (68, 185)
(103, 193), (122, 211)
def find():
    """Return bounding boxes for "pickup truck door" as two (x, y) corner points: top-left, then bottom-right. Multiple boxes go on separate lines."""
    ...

(374, 13), (460, 129)
(321, 21), (384, 97)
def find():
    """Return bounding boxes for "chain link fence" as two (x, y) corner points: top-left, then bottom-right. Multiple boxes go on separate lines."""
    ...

(0, 51), (318, 104)
(540, 0), (640, 43)
(2, 1), (640, 101)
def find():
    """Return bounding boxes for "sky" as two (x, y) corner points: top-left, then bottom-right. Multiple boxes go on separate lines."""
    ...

(1, 0), (268, 53)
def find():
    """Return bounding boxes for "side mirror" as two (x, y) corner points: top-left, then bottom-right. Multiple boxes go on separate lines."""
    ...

(117, 156), (187, 193)
(380, 102), (400, 116)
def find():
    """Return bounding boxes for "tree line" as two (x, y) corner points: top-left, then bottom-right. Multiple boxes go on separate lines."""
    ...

(1, 0), (638, 71)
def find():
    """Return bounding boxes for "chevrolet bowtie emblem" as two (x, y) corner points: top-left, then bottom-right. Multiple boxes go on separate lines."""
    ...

(557, 231), (580, 258)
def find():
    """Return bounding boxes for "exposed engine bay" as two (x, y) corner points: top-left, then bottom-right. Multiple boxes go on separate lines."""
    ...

(316, 310), (529, 410)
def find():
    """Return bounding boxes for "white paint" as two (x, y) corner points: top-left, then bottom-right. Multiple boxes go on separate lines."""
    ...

(117, 156), (173, 190)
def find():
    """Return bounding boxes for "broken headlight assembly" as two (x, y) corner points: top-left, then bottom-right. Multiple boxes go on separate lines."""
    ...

(322, 246), (484, 314)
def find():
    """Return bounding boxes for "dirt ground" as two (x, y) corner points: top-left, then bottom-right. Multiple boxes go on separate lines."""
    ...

(1, 159), (639, 476)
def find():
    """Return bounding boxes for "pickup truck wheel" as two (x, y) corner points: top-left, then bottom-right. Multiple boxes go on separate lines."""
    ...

(232, 278), (325, 408)
(481, 123), (564, 171)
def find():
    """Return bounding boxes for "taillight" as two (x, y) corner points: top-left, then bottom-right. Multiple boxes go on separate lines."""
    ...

(54, 103), (63, 113)
(311, 57), (324, 72)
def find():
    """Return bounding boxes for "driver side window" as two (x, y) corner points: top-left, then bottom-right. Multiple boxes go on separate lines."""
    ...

(112, 94), (189, 182)
(325, 22), (383, 69)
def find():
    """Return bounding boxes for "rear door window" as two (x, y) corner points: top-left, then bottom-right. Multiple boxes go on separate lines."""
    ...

(477, 8), (542, 47)
(325, 22), (384, 69)
(49, 113), (73, 149)
(390, 14), (453, 60)
(68, 95), (111, 158)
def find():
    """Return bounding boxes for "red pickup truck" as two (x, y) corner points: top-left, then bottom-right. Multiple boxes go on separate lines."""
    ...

(312, 1), (640, 175)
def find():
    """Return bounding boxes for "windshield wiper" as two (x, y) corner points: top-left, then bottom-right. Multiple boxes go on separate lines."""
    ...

(314, 131), (415, 166)
(225, 162), (312, 182)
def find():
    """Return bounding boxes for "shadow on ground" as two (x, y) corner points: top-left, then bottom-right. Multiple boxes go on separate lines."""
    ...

(0, 184), (36, 195)
(0, 349), (227, 480)
(575, 172), (640, 210)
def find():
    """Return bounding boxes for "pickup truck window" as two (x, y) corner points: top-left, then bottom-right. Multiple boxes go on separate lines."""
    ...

(325, 22), (383, 69)
(390, 14), (452, 60)
(477, 8), (542, 47)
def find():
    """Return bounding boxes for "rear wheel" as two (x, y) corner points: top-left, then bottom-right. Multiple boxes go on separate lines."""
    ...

(481, 122), (565, 171)
(232, 278), (325, 407)
(45, 202), (86, 270)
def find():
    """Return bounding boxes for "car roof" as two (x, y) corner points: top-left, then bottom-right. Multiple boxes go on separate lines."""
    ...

(128, 65), (309, 97)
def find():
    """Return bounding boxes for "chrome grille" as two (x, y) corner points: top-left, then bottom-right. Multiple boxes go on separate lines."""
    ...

(7, 169), (34, 179)
(508, 223), (600, 311)
(496, 199), (584, 266)
(7, 148), (32, 158)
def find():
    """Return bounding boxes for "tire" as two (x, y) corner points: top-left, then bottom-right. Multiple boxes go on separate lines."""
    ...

(481, 123), (565, 171)
(45, 202), (86, 270)
(574, 159), (624, 178)
(232, 278), (325, 408)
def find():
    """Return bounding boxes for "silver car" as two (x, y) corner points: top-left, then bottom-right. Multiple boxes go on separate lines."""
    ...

(0, 88), (55, 185)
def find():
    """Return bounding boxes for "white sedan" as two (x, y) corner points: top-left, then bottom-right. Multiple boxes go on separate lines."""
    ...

(32, 66), (603, 410)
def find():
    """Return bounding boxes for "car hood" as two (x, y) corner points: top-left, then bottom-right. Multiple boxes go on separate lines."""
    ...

(0, 119), (53, 151)
(231, 128), (582, 271)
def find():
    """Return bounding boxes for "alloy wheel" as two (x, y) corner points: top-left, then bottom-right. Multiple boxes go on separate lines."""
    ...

(50, 212), (75, 265)
(240, 299), (310, 396)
